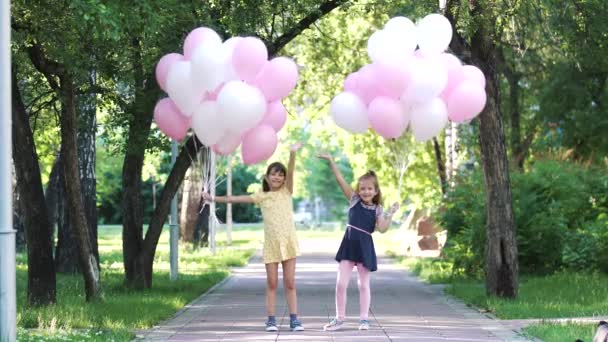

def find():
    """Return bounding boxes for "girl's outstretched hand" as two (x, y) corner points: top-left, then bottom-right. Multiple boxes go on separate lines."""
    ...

(290, 142), (304, 152)
(388, 202), (399, 215)
(202, 192), (213, 202)
(317, 153), (333, 161)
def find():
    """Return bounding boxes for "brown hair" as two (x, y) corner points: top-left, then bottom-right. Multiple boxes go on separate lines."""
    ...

(262, 162), (287, 192)
(357, 170), (383, 205)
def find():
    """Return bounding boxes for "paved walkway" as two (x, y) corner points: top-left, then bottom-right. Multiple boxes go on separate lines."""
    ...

(137, 240), (534, 341)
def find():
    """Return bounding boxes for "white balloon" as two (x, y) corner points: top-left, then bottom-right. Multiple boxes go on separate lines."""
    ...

(385, 16), (416, 34)
(367, 29), (415, 66)
(166, 61), (199, 117)
(191, 101), (225, 146)
(330, 92), (369, 134)
(191, 45), (227, 93)
(217, 81), (267, 133)
(384, 16), (417, 52)
(222, 37), (243, 81)
(404, 57), (448, 104)
(416, 13), (453, 55)
(410, 98), (449, 142)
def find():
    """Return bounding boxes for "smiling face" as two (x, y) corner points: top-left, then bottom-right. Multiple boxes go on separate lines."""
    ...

(357, 178), (378, 204)
(266, 169), (286, 190)
(263, 162), (288, 192)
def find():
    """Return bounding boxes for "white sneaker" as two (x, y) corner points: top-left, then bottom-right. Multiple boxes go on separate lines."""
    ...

(290, 319), (305, 331)
(323, 318), (344, 331)
(358, 319), (370, 330)
(265, 320), (278, 332)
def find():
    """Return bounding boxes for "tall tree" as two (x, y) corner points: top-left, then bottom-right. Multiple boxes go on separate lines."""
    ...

(11, 68), (57, 305)
(26, 42), (101, 300)
(445, 0), (518, 297)
(118, 0), (349, 288)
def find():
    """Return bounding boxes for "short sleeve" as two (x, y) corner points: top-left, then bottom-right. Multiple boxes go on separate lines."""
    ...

(375, 205), (384, 218)
(250, 191), (266, 204)
(349, 193), (361, 208)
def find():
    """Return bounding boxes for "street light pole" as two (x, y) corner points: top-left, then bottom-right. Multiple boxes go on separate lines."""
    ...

(0, 0), (17, 340)
(170, 140), (178, 280)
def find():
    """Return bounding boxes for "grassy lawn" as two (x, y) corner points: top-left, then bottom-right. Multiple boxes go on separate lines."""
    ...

(385, 253), (608, 342)
(17, 224), (258, 341)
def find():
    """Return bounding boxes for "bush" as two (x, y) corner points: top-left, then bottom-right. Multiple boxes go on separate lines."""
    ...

(439, 159), (608, 276)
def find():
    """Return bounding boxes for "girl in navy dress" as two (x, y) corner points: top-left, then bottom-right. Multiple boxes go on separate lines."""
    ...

(318, 153), (398, 331)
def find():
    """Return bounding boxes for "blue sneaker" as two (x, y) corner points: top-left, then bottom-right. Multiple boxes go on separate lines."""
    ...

(358, 319), (370, 330)
(265, 320), (278, 332)
(290, 319), (304, 331)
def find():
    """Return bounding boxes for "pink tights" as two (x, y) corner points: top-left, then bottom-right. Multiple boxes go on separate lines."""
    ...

(335, 260), (370, 320)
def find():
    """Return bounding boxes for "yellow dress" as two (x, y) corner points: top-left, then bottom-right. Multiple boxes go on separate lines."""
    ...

(251, 186), (300, 264)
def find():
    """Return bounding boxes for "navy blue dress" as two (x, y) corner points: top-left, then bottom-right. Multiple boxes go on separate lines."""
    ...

(335, 195), (382, 272)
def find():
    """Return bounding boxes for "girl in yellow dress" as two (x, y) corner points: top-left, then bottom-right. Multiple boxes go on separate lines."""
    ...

(203, 143), (304, 332)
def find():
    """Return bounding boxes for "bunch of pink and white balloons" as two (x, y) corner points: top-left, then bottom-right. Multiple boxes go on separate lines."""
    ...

(153, 27), (299, 165)
(330, 14), (487, 142)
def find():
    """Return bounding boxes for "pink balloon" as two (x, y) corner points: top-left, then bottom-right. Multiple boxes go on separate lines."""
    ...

(462, 65), (486, 89)
(153, 98), (191, 140)
(156, 53), (184, 92)
(447, 81), (487, 123)
(373, 63), (409, 99)
(353, 64), (382, 105)
(368, 97), (407, 139)
(241, 124), (278, 165)
(183, 27), (221, 60)
(439, 53), (464, 101)
(260, 101), (287, 132)
(254, 57), (299, 101)
(232, 37), (268, 83)
(343, 72), (359, 92)
(213, 132), (242, 156)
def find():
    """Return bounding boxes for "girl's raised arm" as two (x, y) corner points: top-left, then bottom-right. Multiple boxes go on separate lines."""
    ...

(317, 154), (353, 200)
(202, 193), (255, 204)
(286, 142), (303, 194)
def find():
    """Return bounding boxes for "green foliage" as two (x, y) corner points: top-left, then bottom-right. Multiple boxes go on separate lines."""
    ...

(440, 159), (608, 276)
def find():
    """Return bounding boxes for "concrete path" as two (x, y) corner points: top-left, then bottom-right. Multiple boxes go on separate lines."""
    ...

(137, 239), (534, 341)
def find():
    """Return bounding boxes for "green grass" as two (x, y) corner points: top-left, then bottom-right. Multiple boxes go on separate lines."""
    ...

(17, 224), (257, 341)
(385, 253), (608, 341)
(447, 272), (608, 319)
(523, 323), (598, 342)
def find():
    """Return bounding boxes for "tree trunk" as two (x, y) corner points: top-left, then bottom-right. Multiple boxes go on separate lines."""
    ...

(45, 153), (62, 232)
(137, 138), (206, 287)
(446, 0), (519, 298)
(50, 152), (81, 274)
(194, 202), (210, 248)
(11, 69), (56, 306)
(76, 73), (99, 267)
(179, 167), (199, 243)
(506, 71), (523, 170)
(58, 75), (101, 301)
(432, 137), (448, 195)
(27, 42), (101, 300)
(470, 28), (518, 299)
(12, 168), (27, 252)
(121, 36), (159, 288)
